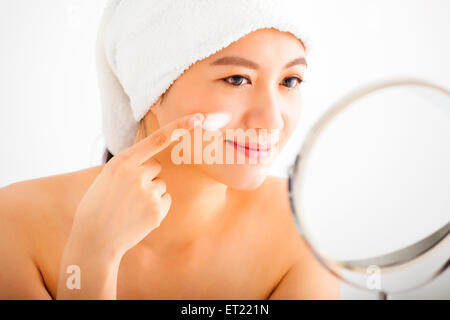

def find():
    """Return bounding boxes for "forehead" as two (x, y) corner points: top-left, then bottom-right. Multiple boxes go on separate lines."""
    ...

(170, 27), (306, 88)
(203, 27), (305, 62)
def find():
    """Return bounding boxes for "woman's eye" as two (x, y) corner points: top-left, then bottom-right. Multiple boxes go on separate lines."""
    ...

(222, 75), (250, 86)
(282, 77), (303, 89)
(222, 75), (303, 89)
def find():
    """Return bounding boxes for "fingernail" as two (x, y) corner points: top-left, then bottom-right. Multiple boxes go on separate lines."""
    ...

(189, 113), (205, 127)
(202, 112), (232, 131)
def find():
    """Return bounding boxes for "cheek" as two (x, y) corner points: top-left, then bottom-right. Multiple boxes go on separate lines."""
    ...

(288, 96), (302, 121)
(280, 104), (301, 143)
(155, 99), (201, 126)
(197, 91), (245, 117)
(165, 92), (238, 123)
(155, 83), (217, 124)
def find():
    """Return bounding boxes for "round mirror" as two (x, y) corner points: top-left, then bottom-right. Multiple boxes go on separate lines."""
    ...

(288, 79), (450, 299)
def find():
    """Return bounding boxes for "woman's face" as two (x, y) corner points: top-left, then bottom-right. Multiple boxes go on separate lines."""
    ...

(143, 27), (306, 189)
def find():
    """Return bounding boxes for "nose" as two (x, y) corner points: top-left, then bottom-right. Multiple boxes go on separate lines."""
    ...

(244, 90), (284, 131)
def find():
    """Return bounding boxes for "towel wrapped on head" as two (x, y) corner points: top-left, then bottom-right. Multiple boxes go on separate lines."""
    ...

(96, 0), (310, 155)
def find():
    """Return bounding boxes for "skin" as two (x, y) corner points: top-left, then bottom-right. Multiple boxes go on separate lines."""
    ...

(0, 28), (340, 299)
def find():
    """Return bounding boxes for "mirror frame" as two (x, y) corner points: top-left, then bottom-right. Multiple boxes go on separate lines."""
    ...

(288, 78), (450, 295)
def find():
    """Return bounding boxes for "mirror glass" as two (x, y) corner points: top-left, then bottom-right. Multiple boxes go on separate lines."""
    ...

(290, 82), (450, 294)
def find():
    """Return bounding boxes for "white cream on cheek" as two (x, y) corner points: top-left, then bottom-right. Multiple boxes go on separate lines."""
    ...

(202, 112), (232, 131)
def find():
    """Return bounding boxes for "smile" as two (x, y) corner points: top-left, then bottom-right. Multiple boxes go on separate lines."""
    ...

(225, 140), (274, 161)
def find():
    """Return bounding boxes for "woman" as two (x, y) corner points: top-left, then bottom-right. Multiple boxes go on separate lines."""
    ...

(0, 0), (340, 299)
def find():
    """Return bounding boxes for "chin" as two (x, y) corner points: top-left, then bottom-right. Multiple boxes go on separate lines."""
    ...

(230, 174), (267, 190)
(200, 163), (270, 190)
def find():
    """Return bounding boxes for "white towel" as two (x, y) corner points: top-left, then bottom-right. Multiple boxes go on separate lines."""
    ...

(96, 0), (310, 155)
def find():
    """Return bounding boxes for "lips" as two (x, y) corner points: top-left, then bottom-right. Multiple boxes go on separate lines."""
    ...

(224, 139), (278, 162)
(231, 140), (273, 152)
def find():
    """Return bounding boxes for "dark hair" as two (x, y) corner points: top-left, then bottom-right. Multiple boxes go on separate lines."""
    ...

(103, 149), (114, 163)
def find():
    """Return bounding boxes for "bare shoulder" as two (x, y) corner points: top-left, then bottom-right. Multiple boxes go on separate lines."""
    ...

(0, 177), (65, 299)
(0, 177), (63, 239)
(0, 170), (87, 243)
(0, 166), (105, 252)
(255, 176), (341, 299)
(0, 165), (104, 233)
(0, 166), (102, 299)
(0, 171), (84, 237)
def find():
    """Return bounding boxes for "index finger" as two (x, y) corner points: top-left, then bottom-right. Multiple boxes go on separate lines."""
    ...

(120, 112), (204, 166)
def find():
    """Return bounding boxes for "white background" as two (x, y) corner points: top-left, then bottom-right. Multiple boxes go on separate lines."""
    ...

(0, 0), (449, 299)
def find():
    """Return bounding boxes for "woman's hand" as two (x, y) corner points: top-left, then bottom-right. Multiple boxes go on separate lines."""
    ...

(56, 112), (204, 299)
(70, 112), (204, 257)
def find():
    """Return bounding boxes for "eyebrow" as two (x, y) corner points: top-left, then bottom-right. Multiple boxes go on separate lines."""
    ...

(210, 56), (307, 70)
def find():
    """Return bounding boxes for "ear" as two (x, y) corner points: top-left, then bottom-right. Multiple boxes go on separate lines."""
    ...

(140, 102), (162, 140)
(138, 93), (167, 142)
(150, 95), (164, 114)
(133, 119), (147, 144)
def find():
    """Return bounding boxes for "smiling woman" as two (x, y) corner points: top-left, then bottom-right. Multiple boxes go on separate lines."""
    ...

(0, 0), (340, 300)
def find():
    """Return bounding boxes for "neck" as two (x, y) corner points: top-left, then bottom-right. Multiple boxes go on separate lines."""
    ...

(138, 149), (231, 255)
